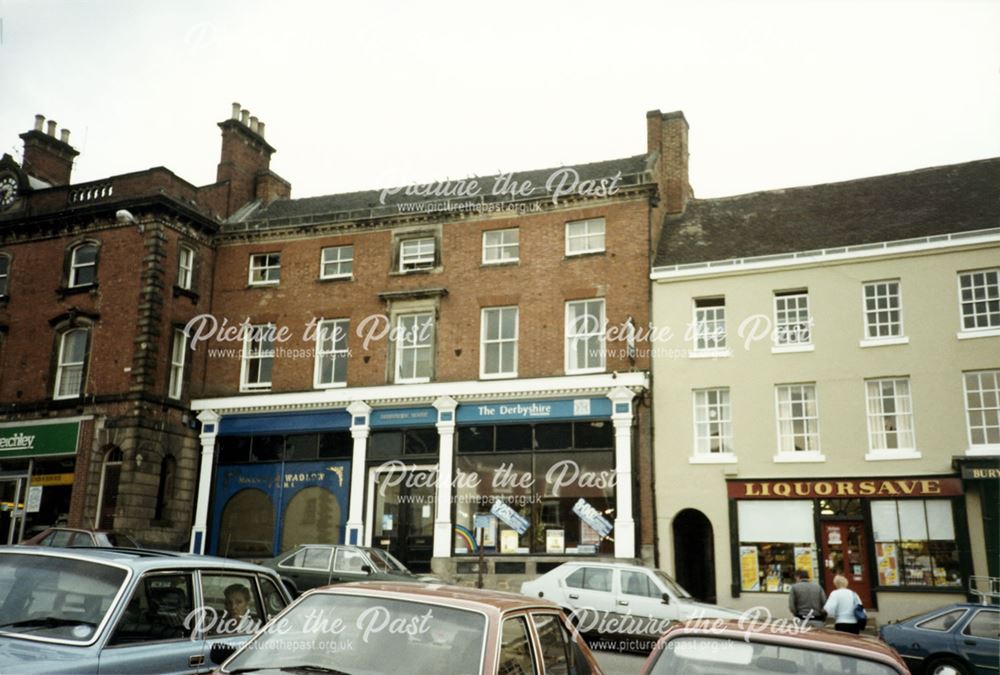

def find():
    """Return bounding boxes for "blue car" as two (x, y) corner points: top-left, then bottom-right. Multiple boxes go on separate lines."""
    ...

(879, 603), (999, 675)
(0, 547), (291, 674)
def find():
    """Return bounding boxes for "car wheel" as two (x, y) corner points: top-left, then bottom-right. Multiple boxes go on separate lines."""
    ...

(926, 656), (969, 675)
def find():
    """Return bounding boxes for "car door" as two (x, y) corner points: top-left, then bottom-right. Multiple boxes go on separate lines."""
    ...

(328, 547), (372, 584)
(497, 614), (539, 674)
(561, 566), (616, 634)
(197, 571), (274, 671)
(277, 546), (335, 591)
(959, 607), (999, 673)
(529, 611), (597, 675)
(98, 570), (203, 675)
(617, 568), (678, 631)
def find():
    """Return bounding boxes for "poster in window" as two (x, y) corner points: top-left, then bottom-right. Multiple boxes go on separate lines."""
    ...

(546, 529), (565, 554)
(580, 520), (600, 546)
(500, 529), (520, 554)
(474, 513), (497, 548)
(794, 546), (814, 580)
(740, 546), (760, 592)
(876, 542), (899, 586)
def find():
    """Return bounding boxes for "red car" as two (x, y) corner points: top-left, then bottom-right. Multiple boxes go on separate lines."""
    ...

(641, 619), (910, 674)
(21, 527), (140, 548)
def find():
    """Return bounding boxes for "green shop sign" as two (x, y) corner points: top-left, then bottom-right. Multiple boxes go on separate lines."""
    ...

(0, 421), (80, 459)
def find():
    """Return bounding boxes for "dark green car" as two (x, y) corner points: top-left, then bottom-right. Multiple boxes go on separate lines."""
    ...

(260, 544), (440, 596)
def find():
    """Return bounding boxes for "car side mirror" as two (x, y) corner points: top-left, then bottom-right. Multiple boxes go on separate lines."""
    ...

(361, 564), (374, 575)
(209, 642), (238, 665)
(661, 593), (671, 605)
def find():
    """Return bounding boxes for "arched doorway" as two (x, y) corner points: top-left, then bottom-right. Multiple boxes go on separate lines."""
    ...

(281, 486), (341, 552)
(218, 488), (274, 558)
(96, 447), (123, 529)
(673, 508), (716, 603)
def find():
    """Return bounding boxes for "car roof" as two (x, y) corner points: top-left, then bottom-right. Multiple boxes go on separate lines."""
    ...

(312, 581), (562, 615)
(2, 546), (276, 574)
(657, 621), (907, 668)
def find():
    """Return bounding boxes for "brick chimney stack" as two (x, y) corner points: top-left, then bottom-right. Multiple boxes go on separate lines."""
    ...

(646, 110), (691, 214)
(216, 102), (290, 217)
(19, 114), (80, 186)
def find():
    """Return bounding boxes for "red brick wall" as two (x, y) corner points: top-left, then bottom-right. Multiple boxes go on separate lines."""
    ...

(199, 198), (652, 397)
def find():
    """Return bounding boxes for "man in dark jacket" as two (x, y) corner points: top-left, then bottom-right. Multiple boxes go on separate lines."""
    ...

(788, 569), (827, 627)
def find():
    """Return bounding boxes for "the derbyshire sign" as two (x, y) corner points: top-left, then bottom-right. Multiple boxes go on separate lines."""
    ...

(0, 421), (80, 459)
(726, 477), (963, 499)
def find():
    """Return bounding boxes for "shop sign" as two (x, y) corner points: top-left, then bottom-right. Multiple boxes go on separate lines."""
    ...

(30, 473), (75, 487)
(0, 422), (80, 459)
(490, 500), (530, 535)
(571, 498), (613, 538)
(370, 407), (437, 428)
(961, 467), (1000, 480)
(727, 477), (963, 499)
(456, 398), (611, 423)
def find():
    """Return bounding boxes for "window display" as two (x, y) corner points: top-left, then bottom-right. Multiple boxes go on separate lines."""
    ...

(737, 500), (816, 592)
(871, 499), (961, 588)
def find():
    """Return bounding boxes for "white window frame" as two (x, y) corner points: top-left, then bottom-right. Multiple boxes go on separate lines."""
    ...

(314, 318), (350, 388)
(394, 312), (434, 383)
(860, 280), (908, 347)
(0, 253), (9, 296)
(480, 306), (518, 379)
(248, 253), (281, 286)
(565, 299), (606, 374)
(320, 245), (354, 280)
(482, 228), (519, 265)
(957, 268), (1000, 338)
(964, 369), (1000, 454)
(864, 377), (919, 460)
(54, 328), (88, 400)
(399, 238), (436, 272)
(240, 323), (275, 391)
(565, 218), (606, 256)
(168, 328), (188, 400)
(177, 245), (194, 291)
(773, 290), (813, 351)
(691, 388), (736, 463)
(691, 297), (729, 356)
(774, 383), (824, 461)
(69, 243), (97, 288)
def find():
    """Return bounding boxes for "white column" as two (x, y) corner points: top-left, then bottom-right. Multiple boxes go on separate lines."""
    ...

(608, 387), (637, 559)
(190, 410), (220, 554)
(432, 396), (458, 558)
(345, 401), (371, 546)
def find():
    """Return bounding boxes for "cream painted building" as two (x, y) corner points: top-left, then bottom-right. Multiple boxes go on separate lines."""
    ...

(650, 158), (1000, 622)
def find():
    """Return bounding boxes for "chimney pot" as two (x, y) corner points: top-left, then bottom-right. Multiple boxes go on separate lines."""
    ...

(46, 120), (57, 137)
(34, 114), (45, 131)
(240, 109), (250, 125)
(258, 121), (266, 138)
(60, 129), (71, 144)
(250, 116), (259, 133)
(231, 102), (241, 120)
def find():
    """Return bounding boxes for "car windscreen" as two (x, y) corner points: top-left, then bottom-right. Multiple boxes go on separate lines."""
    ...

(653, 570), (693, 598)
(368, 548), (409, 574)
(648, 636), (902, 675)
(0, 553), (128, 644)
(223, 593), (486, 674)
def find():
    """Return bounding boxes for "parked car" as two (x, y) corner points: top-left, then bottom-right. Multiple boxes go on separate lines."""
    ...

(260, 543), (439, 596)
(520, 560), (742, 649)
(880, 603), (999, 675)
(641, 619), (910, 674)
(212, 580), (604, 674)
(21, 527), (141, 548)
(0, 546), (291, 674)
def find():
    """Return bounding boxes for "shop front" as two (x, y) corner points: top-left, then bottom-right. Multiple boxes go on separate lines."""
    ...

(0, 417), (86, 543)
(727, 476), (971, 611)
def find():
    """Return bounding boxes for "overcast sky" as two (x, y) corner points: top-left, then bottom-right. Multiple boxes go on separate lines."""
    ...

(1, 0), (997, 201)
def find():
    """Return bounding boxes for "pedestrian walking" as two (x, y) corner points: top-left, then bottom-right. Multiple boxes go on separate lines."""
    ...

(823, 574), (863, 634)
(788, 569), (827, 628)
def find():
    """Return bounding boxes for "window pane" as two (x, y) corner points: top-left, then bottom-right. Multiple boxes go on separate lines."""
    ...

(498, 618), (535, 675)
(534, 423), (572, 450)
(495, 425), (532, 452)
(458, 426), (494, 453)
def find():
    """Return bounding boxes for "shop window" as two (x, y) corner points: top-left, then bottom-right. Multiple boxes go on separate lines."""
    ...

(251, 435), (284, 462)
(154, 455), (176, 521)
(737, 500), (817, 592)
(280, 486), (341, 552)
(404, 428), (439, 455)
(218, 436), (252, 464)
(284, 434), (319, 460)
(865, 377), (916, 453)
(871, 499), (961, 588)
(818, 499), (863, 518)
(249, 253), (281, 285)
(693, 297), (727, 352)
(369, 428), (439, 459)
(318, 431), (353, 458)
(218, 488), (275, 558)
(565, 299), (605, 374)
(862, 280), (903, 339)
(458, 426), (494, 453)
(496, 425), (533, 452)
(534, 423), (573, 451)
(958, 268), (999, 332)
(773, 290), (811, 346)
(369, 431), (403, 459)
(964, 369), (1000, 449)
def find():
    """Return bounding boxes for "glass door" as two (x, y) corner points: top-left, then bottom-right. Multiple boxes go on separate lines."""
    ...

(371, 468), (436, 573)
(0, 478), (25, 545)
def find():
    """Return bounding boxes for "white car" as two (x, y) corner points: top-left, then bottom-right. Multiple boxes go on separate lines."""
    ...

(521, 561), (742, 648)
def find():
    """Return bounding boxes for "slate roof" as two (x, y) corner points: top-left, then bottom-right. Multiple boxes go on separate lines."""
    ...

(654, 157), (1000, 268)
(228, 154), (652, 230)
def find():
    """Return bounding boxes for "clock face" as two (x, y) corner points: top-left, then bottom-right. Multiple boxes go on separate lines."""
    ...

(0, 175), (17, 209)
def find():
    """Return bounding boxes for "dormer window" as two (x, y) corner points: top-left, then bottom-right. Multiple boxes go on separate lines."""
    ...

(69, 243), (98, 287)
(399, 238), (436, 272)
